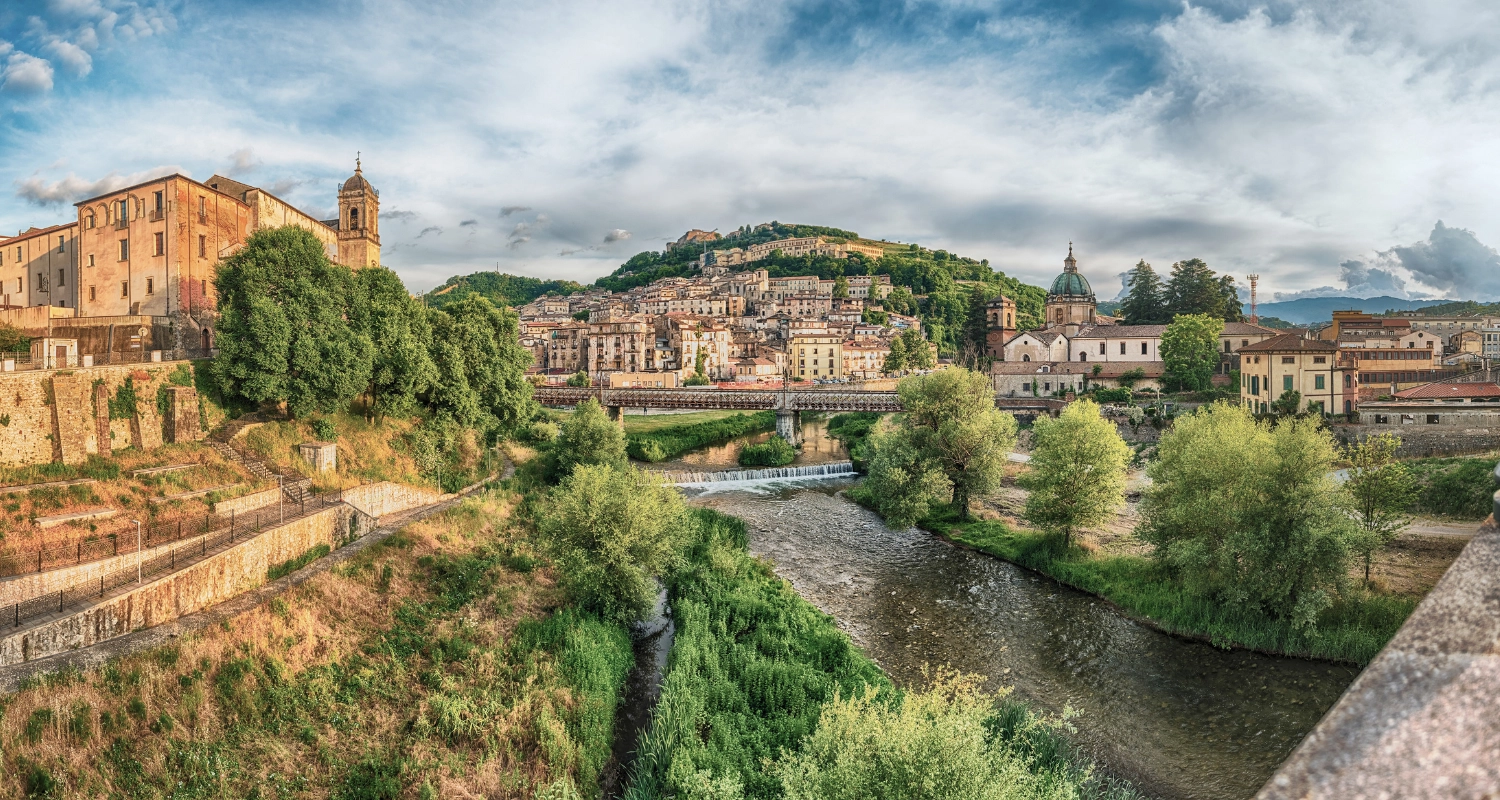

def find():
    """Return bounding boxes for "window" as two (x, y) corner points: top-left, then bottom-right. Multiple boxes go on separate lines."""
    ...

(1375, 414), (1388, 424)
(1022, 354), (1030, 362)
(1080, 352), (1087, 361)
(86, 213), (95, 229)
(1242, 340), (1249, 347)
(153, 191), (163, 213)
(1140, 342), (1148, 355)
(154, 232), (164, 256)
(349, 207), (360, 230)
(118, 199), (128, 221)
(1099, 343), (1106, 354)
(87, 254), (94, 267)
(57, 235), (65, 254)
(1022, 383), (1031, 392)
(1250, 375), (1260, 395)
(1312, 356), (1326, 364)
(1344, 374), (1352, 387)
(57, 269), (63, 287)
(1315, 375), (1325, 390)
(1044, 382), (1052, 391)
(1224, 341), (1231, 353)
(121, 281), (129, 298)
(89, 286), (95, 302)
(1426, 414), (1440, 424)
(1281, 356), (1295, 364)
(1120, 342), (1126, 354)
(199, 196), (206, 216)
(119, 239), (129, 260)
(145, 277), (154, 295)
(1283, 375), (1293, 391)
(198, 234), (207, 258)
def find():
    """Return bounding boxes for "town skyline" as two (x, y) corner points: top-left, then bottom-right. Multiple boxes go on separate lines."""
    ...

(3, 1), (1500, 300)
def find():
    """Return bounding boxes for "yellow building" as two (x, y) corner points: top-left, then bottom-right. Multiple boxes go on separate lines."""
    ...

(791, 332), (843, 380)
(1239, 333), (1355, 416)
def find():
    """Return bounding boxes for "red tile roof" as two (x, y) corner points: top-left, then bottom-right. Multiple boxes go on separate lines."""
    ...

(1394, 382), (1500, 400)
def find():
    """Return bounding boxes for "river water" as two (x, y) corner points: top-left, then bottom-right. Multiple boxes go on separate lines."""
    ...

(685, 476), (1359, 800)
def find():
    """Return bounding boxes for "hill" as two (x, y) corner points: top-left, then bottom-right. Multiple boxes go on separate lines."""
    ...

(1254, 296), (1455, 325)
(433, 221), (1050, 355)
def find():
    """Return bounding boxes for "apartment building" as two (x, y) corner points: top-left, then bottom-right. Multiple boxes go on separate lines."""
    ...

(1239, 334), (1355, 415)
(0, 222), (78, 310)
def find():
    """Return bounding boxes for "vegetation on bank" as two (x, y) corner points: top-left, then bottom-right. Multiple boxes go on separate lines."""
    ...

(1405, 455), (1496, 520)
(738, 437), (797, 467)
(826, 412), (883, 469)
(626, 411), (776, 462)
(0, 490), (634, 798)
(623, 509), (1141, 800)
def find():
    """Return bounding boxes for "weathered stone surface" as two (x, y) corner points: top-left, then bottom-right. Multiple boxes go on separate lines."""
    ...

(34, 508), (118, 529)
(50, 373), (94, 465)
(1257, 517), (1500, 799)
(299, 442), (337, 472)
(93, 382), (111, 457)
(164, 386), (203, 443)
(341, 482), (445, 519)
(214, 487), (282, 516)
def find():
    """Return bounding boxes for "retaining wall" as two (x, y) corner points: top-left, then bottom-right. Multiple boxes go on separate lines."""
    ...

(0, 505), (354, 666)
(341, 482), (445, 518)
(214, 487), (282, 516)
(1330, 425), (1500, 458)
(0, 528), (218, 609)
(0, 361), (193, 466)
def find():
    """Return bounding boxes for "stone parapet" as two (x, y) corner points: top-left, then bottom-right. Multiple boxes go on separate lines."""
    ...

(340, 482), (444, 519)
(213, 487), (281, 516)
(1257, 515), (1500, 799)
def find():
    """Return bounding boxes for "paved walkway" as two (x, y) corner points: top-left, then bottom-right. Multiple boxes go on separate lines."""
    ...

(0, 492), (471, 693)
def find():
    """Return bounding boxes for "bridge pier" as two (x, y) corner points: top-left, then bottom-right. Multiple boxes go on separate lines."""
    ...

(775, 410), (801, 446)
(604, 405), (624, 427)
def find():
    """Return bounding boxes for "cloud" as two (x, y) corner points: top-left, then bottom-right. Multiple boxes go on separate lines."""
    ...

(42, 39), (90, 78)
(1, 52), (54, 94)
(14, 165), (182, 205)
(507, 221), (532, 249)
(1384, 221), (1500, 298)
(459, 218), (477, 227)
(500, 206), (530, 217)
(268, 177), (303, 195)
(384, 209), (418, 222)
(227, 147), (258, 174)
(603, 228), (631, 243)
(415, 226), (441, 239)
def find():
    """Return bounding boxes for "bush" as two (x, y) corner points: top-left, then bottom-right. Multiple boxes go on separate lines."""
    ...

(527, 420), (560, 444)
(311, 418), (337, 441)
(738, 437), (796, 467)
(1409, 457), (1495, 519)
(625, 411), (775, 462)
(546, 399), (627, 481)
(1092, 387), (1131, 404)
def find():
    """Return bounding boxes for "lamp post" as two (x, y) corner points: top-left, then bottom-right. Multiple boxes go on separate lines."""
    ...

(278, 475), (284, 524)
(134, 519), (142, 584)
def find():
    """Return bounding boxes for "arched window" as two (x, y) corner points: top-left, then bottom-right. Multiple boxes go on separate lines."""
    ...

(1022, 354), (1030, 362)
(1344, 374), (1352, 387)
(349, 207), (360, 230)
(85, 213), (95, 229)
(1079, 352), (1087, 361)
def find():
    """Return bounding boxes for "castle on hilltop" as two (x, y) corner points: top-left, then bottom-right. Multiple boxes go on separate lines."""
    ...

(0, 160), (381, 352)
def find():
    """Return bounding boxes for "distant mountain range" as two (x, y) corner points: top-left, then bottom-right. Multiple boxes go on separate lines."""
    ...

(1253, 296), (1456, 325)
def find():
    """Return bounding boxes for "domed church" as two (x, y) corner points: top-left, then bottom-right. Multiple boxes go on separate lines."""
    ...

(1045, 243), (1096, 327)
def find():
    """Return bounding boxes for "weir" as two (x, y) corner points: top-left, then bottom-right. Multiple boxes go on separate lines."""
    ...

(656, 461), (856, 485)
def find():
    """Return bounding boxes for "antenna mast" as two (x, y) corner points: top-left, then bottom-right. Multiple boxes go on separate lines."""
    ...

(1247, 274), (1260, 324)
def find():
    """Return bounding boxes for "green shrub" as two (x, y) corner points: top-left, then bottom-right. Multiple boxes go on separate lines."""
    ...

(626, 411), (775, 462)
(528, 420), (560, 443)
(267, 544), (331, 581)
(22, 761), (55, 799)
(24, 708), (53, 743)
(1092, 387), (1132, 404)
(1409, 457), (1495, 520)
(312, 417), (338, 441)
(738, 437), (796, 467)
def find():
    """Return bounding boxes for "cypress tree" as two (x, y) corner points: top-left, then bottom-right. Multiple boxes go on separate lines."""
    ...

(1119, 260), (1166, 324)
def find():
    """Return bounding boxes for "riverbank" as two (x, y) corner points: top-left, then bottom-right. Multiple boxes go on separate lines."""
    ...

(621, 507), (1143, 799)
(625, 411), (776, 462)
(904, 505), (1414, 665)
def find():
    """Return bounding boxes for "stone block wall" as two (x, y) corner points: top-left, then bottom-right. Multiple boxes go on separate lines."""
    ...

(0, 505), (350, 666)
(0, 527), (219, 609)
(341, 482), (445, 519)
(214, 487), (282, 516)
(165, 386), (203, 443)
(1331, 426), (1500, 458)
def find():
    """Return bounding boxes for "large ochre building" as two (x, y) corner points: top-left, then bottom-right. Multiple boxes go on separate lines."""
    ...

(0, 160), (381, 349)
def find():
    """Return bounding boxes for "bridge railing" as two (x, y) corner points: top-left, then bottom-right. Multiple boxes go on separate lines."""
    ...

(533, 386), (904, 413)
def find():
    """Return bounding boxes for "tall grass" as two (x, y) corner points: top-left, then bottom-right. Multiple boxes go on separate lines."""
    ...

(945, 519), (1413, 665)
(626, 412), (776, 462)
(1406, 455), (1496, 520)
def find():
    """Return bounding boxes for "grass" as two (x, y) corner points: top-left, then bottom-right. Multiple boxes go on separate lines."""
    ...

(0, 488), (633, 798)
(625, 411), (776, 463)
(737, 437), (796, 467)
(623, 509), (1142, 800)
(621, 410), (754, 434)
(934, 516), (1414, 665)
(1405, 455), (1497, 520)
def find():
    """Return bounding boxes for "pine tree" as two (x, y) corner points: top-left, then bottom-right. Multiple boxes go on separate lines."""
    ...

(1165, 259), (1224, 319)
(1217, 274), (1245, 322)
(1119, 260), (1166, 324)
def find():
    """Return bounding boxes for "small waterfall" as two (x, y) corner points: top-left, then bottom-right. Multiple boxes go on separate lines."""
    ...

(658, 461), (857, 485)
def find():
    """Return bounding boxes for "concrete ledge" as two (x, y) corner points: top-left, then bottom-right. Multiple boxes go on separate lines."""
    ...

(0, 479), (96, 497)
(34, 508), (116, 529)
(149, 483), (240, 505)
(131, 464), (195, 477)
(1258, 516), (1500, 799)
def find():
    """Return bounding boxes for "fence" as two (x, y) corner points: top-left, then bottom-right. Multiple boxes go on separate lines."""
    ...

(3, 488), (347, 631)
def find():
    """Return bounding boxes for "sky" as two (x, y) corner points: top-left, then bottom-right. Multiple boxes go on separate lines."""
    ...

(2, 0), (1500, 302)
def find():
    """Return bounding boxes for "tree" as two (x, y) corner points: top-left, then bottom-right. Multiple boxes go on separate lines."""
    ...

(1021, 399), (1132, 548)
(1164, 258), (1226, 319)
(425, 294), (537, 436)
(861, 428), (951, 527)
(566, 370), (591, 387)
(961, 284), (998, 368)
(1271, 389), (1303, 416)
(900, 328), (935, 370)
(867, 368), (1018, 521)
(1217, 274), (1244, 322)
(884, 286), (917, 316)
(214, 226), (372, 418)
(537, 464), (688, 623)
(882, 336), (907, 374)
(1160, 313), (1223, 392)
(0, 321), (28, 353)
(547, 398), (626, 481)
(350, 266), (437, 419)
(832, 275), (849, 299)
(1344, 433), (1417, 583)
(1139, 403), (1354, 628)
(1119, 260), (1167, 325)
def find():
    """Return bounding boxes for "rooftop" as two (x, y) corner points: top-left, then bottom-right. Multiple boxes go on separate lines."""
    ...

(1394, 382), (1500, 400)
(1238, 333), (1339, 353)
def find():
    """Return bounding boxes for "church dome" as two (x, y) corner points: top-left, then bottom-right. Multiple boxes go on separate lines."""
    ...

(1049, 271), (1092, 297)
(342, 157), (373, 193)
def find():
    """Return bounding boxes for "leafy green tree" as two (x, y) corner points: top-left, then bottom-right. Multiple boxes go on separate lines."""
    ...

(1021, 399), (1132, 548)
(1139, 403), (1355, 628)
(350, 266), (437, 419)
(774, 672), (1052, 800)
(1344, 433), (1417, 583)
(1165, 258), (1226, 319)
(882, 336), (907, 374)
(1217, 274), (1244, 322)
(1271, 389), (1303, 416)
(424, 294), (537, 436)
(538, 464), (689, 623)
(566, 370), (591, 387)
(1160, 313), (1223, 391)
(900, 328), (935, 370)
(961, 283), (998, 367)
(214, 226), (372, 418)
(1119, 259), (1167, 325)
(547, 398), (626, 481)
(861, 429), (951, 527)
(869, 368), (1018, 520)
(832, 275), (849, 299)
(0, 321), (28, 353)
(884, 286), (917, 316)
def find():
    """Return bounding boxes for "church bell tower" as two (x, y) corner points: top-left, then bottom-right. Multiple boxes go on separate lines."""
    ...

(337, 155), (381, 269)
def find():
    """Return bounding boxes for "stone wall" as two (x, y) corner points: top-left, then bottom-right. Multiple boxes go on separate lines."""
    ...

(0, 527), (219, 609)
(341, 482), (445, 519)
(0, 361), (194, 467)
(1330, 425), (1500, 458)
(0, 505), (353, 667)
(214, 487), (281, 516)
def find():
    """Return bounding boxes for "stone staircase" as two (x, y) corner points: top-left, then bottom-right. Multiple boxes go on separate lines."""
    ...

(206, 411), (311, 497)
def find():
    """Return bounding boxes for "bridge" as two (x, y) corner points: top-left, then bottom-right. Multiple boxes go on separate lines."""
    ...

(533, 386), (902, 443)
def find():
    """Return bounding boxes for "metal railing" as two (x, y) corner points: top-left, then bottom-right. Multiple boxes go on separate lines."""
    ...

(0, 507), (235, 579)
(4, 489), (345, 631)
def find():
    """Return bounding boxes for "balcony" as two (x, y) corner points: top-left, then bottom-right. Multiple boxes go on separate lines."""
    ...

(148, 209), (165, 222)
(114, 218), (129, 231)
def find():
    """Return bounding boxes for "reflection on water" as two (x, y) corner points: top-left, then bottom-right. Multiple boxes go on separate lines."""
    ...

(646, 415), (848, 472)
(689, 480), (1359, 800)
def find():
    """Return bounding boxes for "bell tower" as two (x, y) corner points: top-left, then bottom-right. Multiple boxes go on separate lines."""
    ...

(337, 155), (381, 269)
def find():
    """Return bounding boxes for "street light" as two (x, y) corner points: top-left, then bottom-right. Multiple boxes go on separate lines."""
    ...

(133, 519), (142, 584)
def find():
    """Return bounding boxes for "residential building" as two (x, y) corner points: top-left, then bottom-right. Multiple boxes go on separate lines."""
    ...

(842, 338), (890, 379)
(0, 222), (77, 310)
(1238, 334), (1354, 415)
(846, 274), (892, 300)
(790, 331), (843, 380)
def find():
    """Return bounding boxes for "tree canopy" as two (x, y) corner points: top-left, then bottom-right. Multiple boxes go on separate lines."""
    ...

(1160, 314), (1223, 391)
(350, 266), (437, 419)
(1119, 260), (1167, 325)
(1021, 399), (1132, 548)
(1344, 433), (1417, 583)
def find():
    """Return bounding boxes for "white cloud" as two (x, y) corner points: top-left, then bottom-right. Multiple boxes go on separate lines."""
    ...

(15, 165), (183, 205)
(603, 228), (631, 243)
(1, 52), (55, 94)
(42, 39), (91, 77)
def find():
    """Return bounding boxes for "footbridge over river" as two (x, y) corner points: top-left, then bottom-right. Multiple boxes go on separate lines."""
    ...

(532, 386), (1064, 443)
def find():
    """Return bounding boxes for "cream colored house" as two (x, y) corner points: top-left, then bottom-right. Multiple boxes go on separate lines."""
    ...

(1239, 333), (1355, 416)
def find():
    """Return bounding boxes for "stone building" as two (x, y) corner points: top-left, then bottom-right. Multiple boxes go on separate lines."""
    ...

(1239, 333), (1355, 415)
(0, 222), (78, 310)
(1044, 243), (1096, 327)
(984, 294), (1016, 358)
(790, 331), (843, 380)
